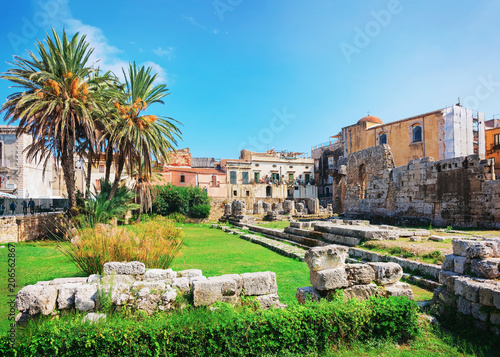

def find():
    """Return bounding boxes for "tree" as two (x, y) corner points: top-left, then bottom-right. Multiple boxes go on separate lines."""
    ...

(1, 29), (115, 209)
(108, 62), (181, 199)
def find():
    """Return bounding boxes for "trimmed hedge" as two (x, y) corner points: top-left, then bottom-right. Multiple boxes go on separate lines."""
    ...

(152, 184), (211, 218)
(1, 296), (420, 356)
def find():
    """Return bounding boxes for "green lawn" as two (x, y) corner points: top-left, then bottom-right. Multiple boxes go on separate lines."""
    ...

(254, 220), (291, 229)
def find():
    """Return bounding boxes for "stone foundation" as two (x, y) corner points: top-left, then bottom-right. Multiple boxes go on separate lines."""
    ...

(0, 213), (64, 243)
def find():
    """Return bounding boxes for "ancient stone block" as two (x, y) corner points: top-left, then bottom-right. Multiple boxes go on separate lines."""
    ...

(453, 256), (468, 274)
(491, 312), (500, 325)
(144, 269), (176, 281)
(178, 269), (203, 279)
(136, 288), (161, 314)
(493, 289), (500, 310)
(384, 282), (414, 300)
(367, 262), (403, 285)
(103, 261), (145, 276)
(100, 274), (135, 286)
(132, 281), (167, 292)
(50, 277), (88, 285)
(241, 271), (277, 296)
(272, 202), (283, 212)
(224, 203), (232, 216)
(172, 277), (190, 292)
(87, 274), (101, 284)
(296, 286), (322, 304)
(441, 254), (455, 271)
(452, 240), (479, 257)
(57, 283), (82, 310)
(75, 284), (97, 311)
(30, 285), (58, 315)
(310, 268), (348, 291)
(82, 313), (106, 324)
(16, 285), (43, 312)
(345, 263), (375, 285)
(457, 296), (472, 315)
(466, 243), (493, 259)
(253, 201), (263, 215)
(470, 258), (500, 279)
(296, 202), (305, 213)
(429, 235), (447, 242)
(263, 202), (272, 213)
(471, 303), (489, 322)
(256, 294), (281, 309)
(479, 286), (496, 307)
(306, 198), (320, 215)
(343, 283), (377, 301)
(193, 275), (243, 306)
(483, 239), (500, 257)
(304, 245), (348, 271)
(283, 200), (295, 214)
(231, 200), (246, 216)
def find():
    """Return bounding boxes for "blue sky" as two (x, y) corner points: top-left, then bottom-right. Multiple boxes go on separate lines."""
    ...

(1, 0), (500, 159)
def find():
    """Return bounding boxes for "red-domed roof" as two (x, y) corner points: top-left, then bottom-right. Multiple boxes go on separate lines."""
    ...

(358, 115), (383, 125)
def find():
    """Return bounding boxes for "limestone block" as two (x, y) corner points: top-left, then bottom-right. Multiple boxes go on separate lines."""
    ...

(132, 281), (167, 292)
(178, 269), (203, 279)
(471, 303), (489, 322)
(493, 290), (500, 310)
(263, 202), (272, 213)
(296, 202), (305, 213)
(457, 296), (472, 315)
(57, 283), (83, 310)
(479, 286), (496, 307)
(135, 288), (161, 314)
(253, 201), (263, 215)
(296, 286), (322, 304)
(441, 254), (455, 271)
(272, 202), (283, 212)
(310, 268), (348, 291)
(452, 240), (479, 257)
(82, 313), (106, 324)
(429, 235), (447, 242)
(367, 262), (403, 285)
(75, 284), (97, 311)
(343, 283), (377, 301)
(483, 239), (500, 257)
(103, 261), (145, 276)
(470, 258), (500, 279)
(30, 285), (58, 315)
(384, 282), (414, 300)
(456, 279), (480, 302)
(50, 277), (88, 285)
(193, 275), (242, 306)
(144, 269), (176, 281)
(453, 256), (468, 274)
(162, 287), (177, 303)
(100, 274), (135, 286)
(345, 264), (375, 285)
(87, 274), (101, 284)
(283, 200), (295, 214)
(224, 203), (232, 216)
(172, 277), (190, 292)
(466, 243), (493, 259)
(16, 285), (43, 312)
(491, 313), (500, 325)
(256, 294), (281, 309)
(231, 200), (246, 216)
(241, 271), (278, 296)
(304, 245), (348, 271)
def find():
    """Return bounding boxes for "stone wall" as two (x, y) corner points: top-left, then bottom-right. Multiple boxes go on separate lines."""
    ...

(433, 239), (500, 334)
(209, 197), (286, 221)
(0, 213), (63, 243)
(343, 145), (499, 228)
(15, 261), (284, 323)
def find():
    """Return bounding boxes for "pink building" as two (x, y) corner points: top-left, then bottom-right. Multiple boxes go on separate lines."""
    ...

(161, 167), (228, 198)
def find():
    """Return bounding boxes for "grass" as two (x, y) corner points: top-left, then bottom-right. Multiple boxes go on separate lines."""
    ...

(0, 241), (82, 333)
(171, 224), (309, 304)
(254, 220), (291, 230)
(361, 242), (446, 265)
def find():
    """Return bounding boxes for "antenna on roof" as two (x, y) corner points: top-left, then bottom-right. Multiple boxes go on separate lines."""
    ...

(457, 97), (461, 107)
(367, 111), (370, 116)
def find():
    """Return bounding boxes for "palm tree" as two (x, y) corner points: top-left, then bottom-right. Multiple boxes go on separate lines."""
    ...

(108, 62), (181, 200)
(131, 161), (164, 222)
(1, 29), (115, 210)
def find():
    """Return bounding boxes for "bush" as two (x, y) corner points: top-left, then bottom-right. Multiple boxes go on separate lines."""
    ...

(152, 184), (211, 218)
(166, 212), (186, 223)
(0, 296), (420, 356)
(59, 217), (184, 275)
(190, 204), (211, 219)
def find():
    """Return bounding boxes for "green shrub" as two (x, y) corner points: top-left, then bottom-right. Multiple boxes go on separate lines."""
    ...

(422, 250), (445, 264)
(58, 217), (184, 275)
(166, 212), (186, 223)
(0, 296), (420, 356)
(190, 204), (211, 219)
(152, 184), (211, 218)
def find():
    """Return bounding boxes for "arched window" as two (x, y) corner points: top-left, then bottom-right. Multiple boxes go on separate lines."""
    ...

(379, 132), (387, 145)
(412, 124), (422, 143)
(325, 186), (330, 196)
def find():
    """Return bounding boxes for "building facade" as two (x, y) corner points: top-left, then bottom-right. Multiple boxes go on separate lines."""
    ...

(485, 119), (500, 177)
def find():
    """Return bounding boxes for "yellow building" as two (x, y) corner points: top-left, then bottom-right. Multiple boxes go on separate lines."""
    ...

(485, 119), (500, 177)
(340, 105), (485, 167)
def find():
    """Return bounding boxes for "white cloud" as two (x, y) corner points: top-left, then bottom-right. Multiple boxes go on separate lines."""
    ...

(153, 46), (174, 60)
(143, 61), (169, 85)
(182, 15), (206, 30)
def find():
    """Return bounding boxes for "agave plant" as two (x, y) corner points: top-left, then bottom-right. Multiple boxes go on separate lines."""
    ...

(1, 29), (117, 209)
(107, 62), (181, 199)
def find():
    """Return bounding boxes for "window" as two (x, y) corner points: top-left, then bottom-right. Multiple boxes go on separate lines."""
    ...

(242, 171), (249, 184)
(233, 190), (237, 196)
(254, 172), (260, 181)
(272, 173), (279, 181)
(99, 164), (105, 173)
(359, 164), (366, 199)
(327, 157), (334, 169)
(96, 179), (101, 191)
(495, 134), (500, 147)
(379, 132), (387, 145)
(230, 171), (237, 184)
(305, 173), (310, 183)
(325, 186), (330, 196)
(211, 175), (217, 187)
(412, 124), (422, 143)
(266, 186), (272, 197)
(288, 173), (294, 182)
(180, 174), (186, 183)
(246, 190), (250, 197)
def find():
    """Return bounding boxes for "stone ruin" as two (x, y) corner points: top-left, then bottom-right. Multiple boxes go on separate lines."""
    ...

(283, 200), (296, 215)
(433, 239), (500, 334)
(15, 261), (284, 323)
(297, 245), (413, 303)
(220, 200), (255, 224)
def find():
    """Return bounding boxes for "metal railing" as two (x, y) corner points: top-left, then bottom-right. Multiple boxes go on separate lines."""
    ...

(0, 198), (68, 216)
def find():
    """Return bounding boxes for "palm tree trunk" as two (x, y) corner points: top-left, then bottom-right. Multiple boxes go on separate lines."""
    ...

(109, 150), (126, 200)
(61, 143), (77, 210)
(105, 143), (113, 183)
(85, 152), (93, 197)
